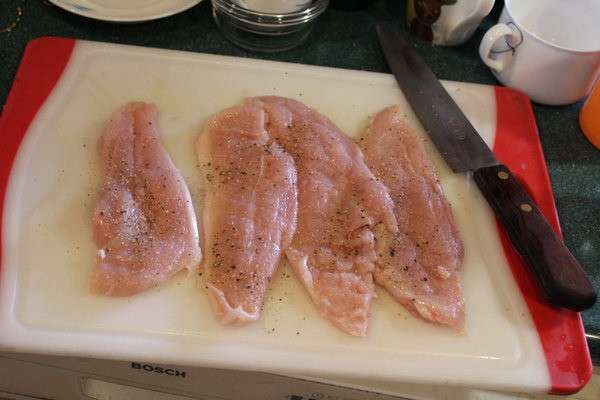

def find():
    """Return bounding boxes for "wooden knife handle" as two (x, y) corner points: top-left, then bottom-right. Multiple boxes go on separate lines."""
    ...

(473, 164), (597, 311)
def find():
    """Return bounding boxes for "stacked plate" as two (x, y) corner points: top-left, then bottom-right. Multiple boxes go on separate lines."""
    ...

(48, 0), (203, 23)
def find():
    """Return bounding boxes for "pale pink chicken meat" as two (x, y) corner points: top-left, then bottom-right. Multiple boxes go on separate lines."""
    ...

(92, 102), (201, 296)
(197, 104), (298, 324)
(247, 96), (398, 336)
(360, 106), (465, 330)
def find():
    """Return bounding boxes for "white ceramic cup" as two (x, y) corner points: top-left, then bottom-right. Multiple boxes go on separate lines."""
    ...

(434, 0), (495, 46)
(407, 0), (494, 46)
(479, 0), (600, 105)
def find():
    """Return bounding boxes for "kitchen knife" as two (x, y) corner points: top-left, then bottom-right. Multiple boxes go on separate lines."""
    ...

(376, 23), (597, 312)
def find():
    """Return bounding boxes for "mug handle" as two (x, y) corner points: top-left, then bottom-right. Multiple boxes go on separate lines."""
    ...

(479, 23), (520, 71)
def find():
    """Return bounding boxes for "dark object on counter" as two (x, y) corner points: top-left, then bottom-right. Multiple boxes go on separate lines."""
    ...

(330, 0), (375, 11)
(407, 0), (461, 42)
(376, 22), (598, 312)
(407, 0), (443, 41)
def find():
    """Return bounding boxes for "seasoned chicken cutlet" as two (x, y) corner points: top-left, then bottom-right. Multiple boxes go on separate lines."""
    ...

(247, 96), (398, 336)
(92, 102), (201, 296)
(197, 104), (298, 324)
(360, 106), (465, 330)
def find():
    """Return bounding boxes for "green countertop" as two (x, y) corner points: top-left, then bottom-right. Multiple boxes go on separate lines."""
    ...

(1, 1), (599, 364)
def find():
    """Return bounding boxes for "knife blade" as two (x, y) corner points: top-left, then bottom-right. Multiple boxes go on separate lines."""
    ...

(376, 22), (597, 312)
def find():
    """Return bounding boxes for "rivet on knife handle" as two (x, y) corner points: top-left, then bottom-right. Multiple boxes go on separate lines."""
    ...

(473, 164), (597, 311)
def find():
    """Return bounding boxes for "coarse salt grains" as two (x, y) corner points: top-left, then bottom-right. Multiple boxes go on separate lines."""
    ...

(236, 0), (311, 13)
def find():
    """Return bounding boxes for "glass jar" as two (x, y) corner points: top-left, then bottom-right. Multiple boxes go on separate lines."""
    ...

(211, 0), (329, 52)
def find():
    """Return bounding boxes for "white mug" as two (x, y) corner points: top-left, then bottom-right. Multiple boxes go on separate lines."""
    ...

(479, 0), (600, 105)
(407, 0), (495, 46)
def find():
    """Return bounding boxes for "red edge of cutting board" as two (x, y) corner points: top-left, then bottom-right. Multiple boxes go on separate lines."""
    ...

(0, 37), (76, 264)
(493, 86), (593, 394)
(0, 37), (592, 394)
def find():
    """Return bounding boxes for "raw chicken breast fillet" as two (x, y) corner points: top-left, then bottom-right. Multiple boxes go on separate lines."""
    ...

(247, 96), (398, 336)
(92, 102), (201, 296)
(360, 106), (465, 330)
(197, 104), (298, 324)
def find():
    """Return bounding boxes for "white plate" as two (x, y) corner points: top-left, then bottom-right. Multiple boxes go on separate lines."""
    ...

(49, 0), (203, 23)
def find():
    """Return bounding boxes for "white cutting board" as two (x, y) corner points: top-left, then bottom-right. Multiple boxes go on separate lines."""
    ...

(0, 39), (551, 394)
